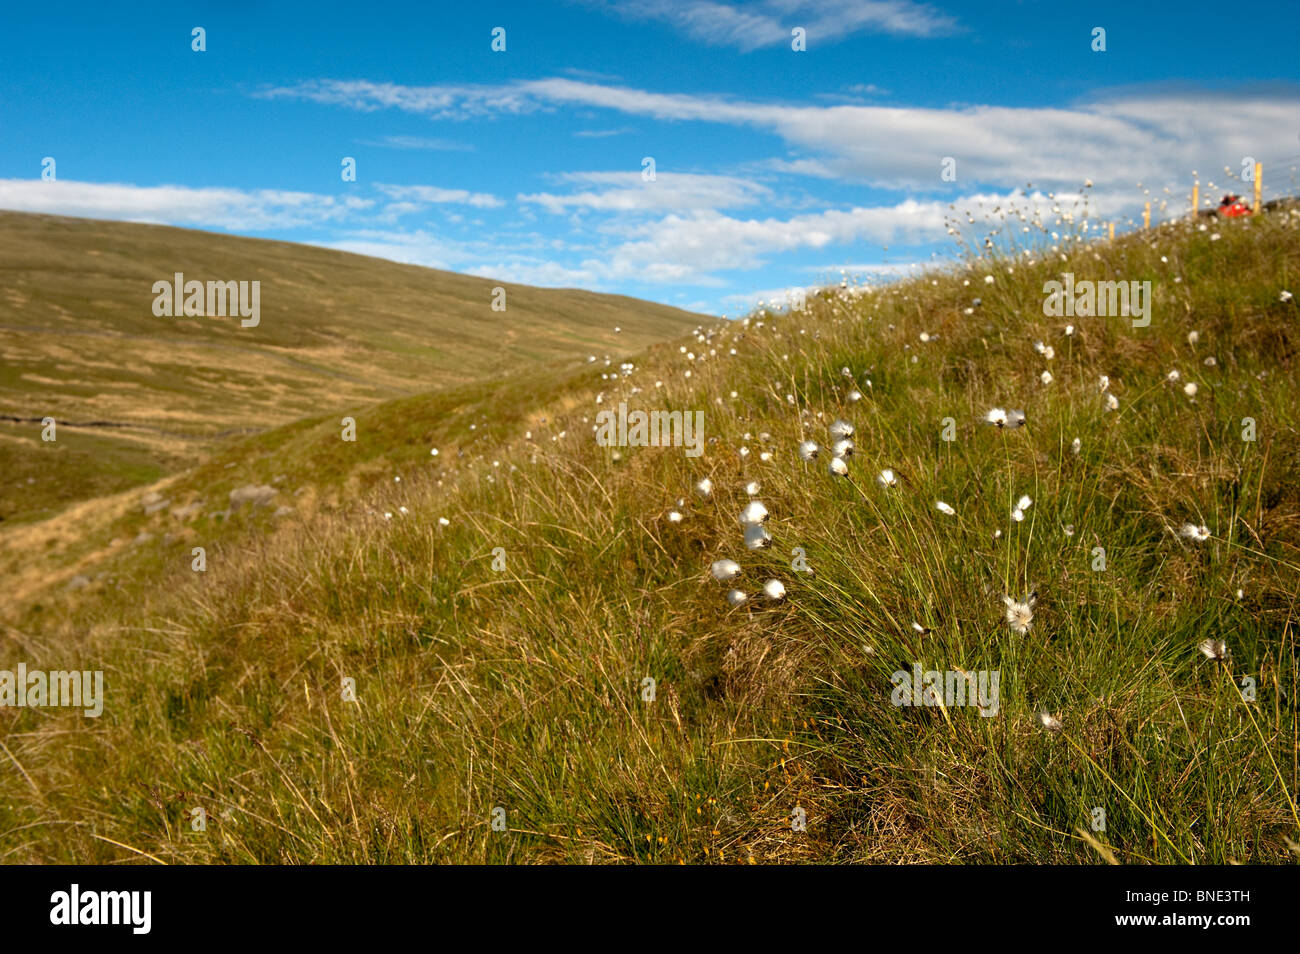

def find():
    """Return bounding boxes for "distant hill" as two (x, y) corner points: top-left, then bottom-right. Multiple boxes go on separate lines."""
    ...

(0, 211), (705, 521)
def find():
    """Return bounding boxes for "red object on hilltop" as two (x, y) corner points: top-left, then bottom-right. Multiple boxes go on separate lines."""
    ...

(1218, 194), (1253, 217)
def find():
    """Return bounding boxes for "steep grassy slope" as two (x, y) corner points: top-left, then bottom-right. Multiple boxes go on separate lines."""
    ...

(1, 210), (1298, 864)
(0, 211), (705, 522)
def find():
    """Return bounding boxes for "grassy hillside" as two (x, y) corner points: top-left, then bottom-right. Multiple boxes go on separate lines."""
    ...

(2, 208), (1298, 864)
(0, 211), (705, 522)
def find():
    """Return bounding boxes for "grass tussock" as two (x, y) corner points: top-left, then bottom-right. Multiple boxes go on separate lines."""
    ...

(2, 209), (1299, 864)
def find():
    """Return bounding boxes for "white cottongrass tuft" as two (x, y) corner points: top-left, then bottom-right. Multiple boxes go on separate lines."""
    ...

(1104, 392), (1119, 411)
(1002, 592), (1036, 634)
(738, 500), (768, 526)
(1178, 523), (1211, 542)
(935, 501), (956, 516)
(828, 456), (849, 477)
(798, 440), (820, 461)
(877, 469), (898, 488)
(762, 579), (786, 602)
(710, 559), (742, 582)
(1070, 437), (1081, 455)
(725, 589), (748, 607)
(829, 419), (854, 440)
(1198, 638), (1230, 662)
(1040, 370), (1053, 386)
(667, 510), (684, 524)
(695, 477), (714, 499)
(744, 523), (772, 550)
(1036, 710), (1063, 733)
(831, 438), (855, 459)
(984, 408), (1026, 428)
(745, 481), (761, 496)
(1183, 381), (1198, 397)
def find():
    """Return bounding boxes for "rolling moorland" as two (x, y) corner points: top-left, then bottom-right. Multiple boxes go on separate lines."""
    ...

(0, 210), (706, 525)
(1, 203), (1298, 864)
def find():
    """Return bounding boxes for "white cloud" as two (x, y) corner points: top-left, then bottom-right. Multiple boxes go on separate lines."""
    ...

(573, 127), (636, 138)
(0, 178), (373, 230)
(374, 182), (503, 208)
(597, 199), (949, 277)
(585, 0), (957, 50)
(359, 135), (475, 151)
(262, 77), (1300, 196)
(519, 171), (771, 214)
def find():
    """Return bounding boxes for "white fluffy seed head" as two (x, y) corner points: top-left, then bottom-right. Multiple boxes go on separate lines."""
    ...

(1198, 638), (1229, 661)
(710, 559), (742, 582)
(744, 523), (772, 550)
(829, 419), (854, 440)
(798, 440), (820, 461)
(1037, 710), (1063, 733)
(1003, 595), (1035, 634)
(762, 579), (786, 602)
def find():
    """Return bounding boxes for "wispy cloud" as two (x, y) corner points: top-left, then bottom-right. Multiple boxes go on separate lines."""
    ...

(519, 171), (771, 214)
(582, 0), (958, 50)
(260, 77), (1300, 194)
(0, 179), (501, 231)
(573, 127), (636, 138)
(375, 182), (503, 209)
(0, 179), (374, 231)
(358, 135), (475, 151)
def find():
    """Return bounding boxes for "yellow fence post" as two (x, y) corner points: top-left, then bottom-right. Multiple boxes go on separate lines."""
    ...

(1143, 201), (1151, 229)
(1192, 180), (1199, 219)
(1254, 162), (1262, 213)
(1108, 222), (1115, 242)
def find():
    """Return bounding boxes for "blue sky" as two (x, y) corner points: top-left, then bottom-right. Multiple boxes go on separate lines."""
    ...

(2, 0), (1298, 315)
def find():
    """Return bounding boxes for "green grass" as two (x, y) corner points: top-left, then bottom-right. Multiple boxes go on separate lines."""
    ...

(1, 210), (1298, 864)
